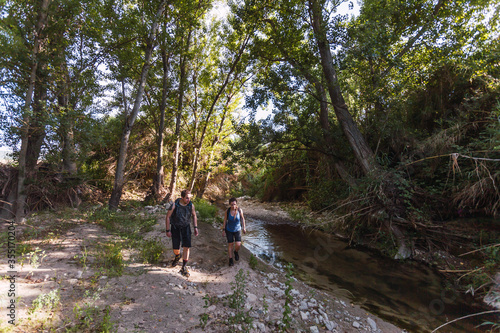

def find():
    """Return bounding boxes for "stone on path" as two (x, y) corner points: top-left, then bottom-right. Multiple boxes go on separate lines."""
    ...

(367, 317), (377, 331)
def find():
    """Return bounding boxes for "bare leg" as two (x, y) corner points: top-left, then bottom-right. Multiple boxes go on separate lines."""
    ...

(183, 247), (190, 261)
(235, 241), (242, 252)
(228, 243), (234, 258)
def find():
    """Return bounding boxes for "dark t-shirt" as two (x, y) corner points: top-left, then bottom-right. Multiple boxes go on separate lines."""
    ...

(170, 198), (193, 227)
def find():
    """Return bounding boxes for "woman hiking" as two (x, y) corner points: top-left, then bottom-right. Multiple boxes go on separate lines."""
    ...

(222, 197), (246, 266)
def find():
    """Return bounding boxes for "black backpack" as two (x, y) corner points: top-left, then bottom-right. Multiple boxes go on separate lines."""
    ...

(170, 199), (193, 225)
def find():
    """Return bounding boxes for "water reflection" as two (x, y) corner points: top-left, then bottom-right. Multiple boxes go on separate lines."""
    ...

(244, 217), (494, 333)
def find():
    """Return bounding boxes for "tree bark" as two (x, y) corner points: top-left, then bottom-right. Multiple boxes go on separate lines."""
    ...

(188, 34), (251, 193)
(26, 82), (47, 172)
(151, 48), (171, 202)
(309, 0), (378, 176)
(58, 59), (77, 176)
(15, 0), (51, 223)
(109, 0), (167, 210)
(268, 30), (357, 186)
(168, 32), (191, 196)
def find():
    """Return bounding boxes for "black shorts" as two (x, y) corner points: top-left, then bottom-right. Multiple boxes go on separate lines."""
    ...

(171, 225), (192, 249)
(225, 230), (241, 243)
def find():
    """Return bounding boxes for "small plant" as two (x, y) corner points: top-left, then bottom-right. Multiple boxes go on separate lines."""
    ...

(249, 254), (258, 270)
(28, 289), (60, 315)
(96, 305), (115, 333)
(203, 294), (219, 307)
(22, 247), (47, 269)
(262, 294), (269, 315)
(66, 286), (115, 333)
(199, 313), (209, 329)
(193, 198), (217, 221)
(281, 263), (294, 332)
(140, 238), (166, 264)
(16, 242), (33, 257)
(74, 245), (89, 270)
(94, 242), (124, 277)
(227, 269), (253, 332)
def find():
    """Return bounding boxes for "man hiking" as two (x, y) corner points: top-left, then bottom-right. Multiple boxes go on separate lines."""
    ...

(165, 190), (198, 277)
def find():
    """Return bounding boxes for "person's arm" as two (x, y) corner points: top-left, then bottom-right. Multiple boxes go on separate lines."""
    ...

(239, 208), (246, 234)
(222, 210), (227, 235)
(192, 204), (199, 236)
(165, 206), (174, 237)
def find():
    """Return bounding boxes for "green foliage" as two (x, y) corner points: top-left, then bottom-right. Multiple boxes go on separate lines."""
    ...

(140, 238), (166, 264)
(88, 207), (157, 241)
(193, 198), (217, 220)
(96, 242), (124, 277)
(306, 178), (349, 211)
(199, 313), (209, 329)
(249, 254), (258, 270)
(281, 263), (294, 332)
(226, 269), (253, 332)
(28, 290), (60, 315)
(462, 244), (500, 295)
(68, 304), (115, 333)
(22, 247), (47, 270)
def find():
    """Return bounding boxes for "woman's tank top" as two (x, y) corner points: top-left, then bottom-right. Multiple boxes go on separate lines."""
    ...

(226, 209), (241, 232)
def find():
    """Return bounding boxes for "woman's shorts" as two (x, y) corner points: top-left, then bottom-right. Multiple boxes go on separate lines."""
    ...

(171, 225), (192, 249)
(225, 230), (241, 243)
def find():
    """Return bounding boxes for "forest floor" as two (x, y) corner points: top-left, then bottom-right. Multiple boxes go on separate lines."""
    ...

(0, 199), (406, 333)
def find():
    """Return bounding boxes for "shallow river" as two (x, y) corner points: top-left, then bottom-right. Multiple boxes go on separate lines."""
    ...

(242, 215), (494, 333)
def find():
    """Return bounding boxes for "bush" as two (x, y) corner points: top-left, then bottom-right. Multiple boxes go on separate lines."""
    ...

(193, 198), (217, 220)
(140, 238), (166, 264)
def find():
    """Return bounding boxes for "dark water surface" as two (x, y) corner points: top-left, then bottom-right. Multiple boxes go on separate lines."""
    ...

(243, 216), (496, 333)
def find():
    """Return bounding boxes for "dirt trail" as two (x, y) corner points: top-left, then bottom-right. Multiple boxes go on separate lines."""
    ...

(0, 200), (404, 333)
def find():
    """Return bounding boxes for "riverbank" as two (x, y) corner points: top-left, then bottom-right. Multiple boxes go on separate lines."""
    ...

(0, 202), (404, 332)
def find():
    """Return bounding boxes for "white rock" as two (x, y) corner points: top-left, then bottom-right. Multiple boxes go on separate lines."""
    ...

(247, 293), (258, 303)
(325, 320), (338, 331)
(310, 326), (320, 333)
(255, 322), (267, 332)
(367, 318), (377, 331)
(299, 300), (308, 311)
(353, 321), (360, 328)
(300, 311), (309, 321)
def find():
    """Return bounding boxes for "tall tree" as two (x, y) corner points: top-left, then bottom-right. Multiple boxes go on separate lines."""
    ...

(14, 0), (51, 222)
(109, 0), (168, 209)
(186, 16), (254, 193)
(168, 30), (191, 196)
(308, 0), (379, 175)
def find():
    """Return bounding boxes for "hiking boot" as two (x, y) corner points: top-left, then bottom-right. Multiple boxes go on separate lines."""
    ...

(229, 258), (234, 266)
(234, 251), (239, 261)
(180, 267), (190, 277)
(171, 254), (181, 267)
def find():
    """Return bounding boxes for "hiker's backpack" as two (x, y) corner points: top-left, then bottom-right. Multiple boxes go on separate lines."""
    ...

(170, 198), (193, 227)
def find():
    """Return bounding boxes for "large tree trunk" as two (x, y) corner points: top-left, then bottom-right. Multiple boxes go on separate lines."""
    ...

(58, 59), (77, 175)
(25, 83), (47, 172)
(15, 0), (51, 223)
(168, 32), (191, 196)
(151, 48), (171, 202)
(109, 1), (167, 210)
(309, 0), (378, 176)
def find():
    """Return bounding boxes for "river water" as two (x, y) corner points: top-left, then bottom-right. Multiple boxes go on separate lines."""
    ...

(242, 214), (495, 333)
